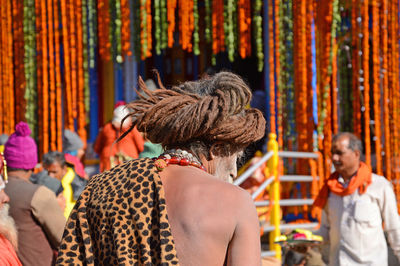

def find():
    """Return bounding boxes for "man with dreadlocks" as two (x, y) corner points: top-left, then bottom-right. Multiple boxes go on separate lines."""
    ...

(56, 72), (266, 265)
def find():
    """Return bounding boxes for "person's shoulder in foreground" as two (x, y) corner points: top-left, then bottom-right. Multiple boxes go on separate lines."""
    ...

(56, 71), (266, 265)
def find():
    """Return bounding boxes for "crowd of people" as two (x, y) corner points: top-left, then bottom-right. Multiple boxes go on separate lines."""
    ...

(0, 72), (399, 265)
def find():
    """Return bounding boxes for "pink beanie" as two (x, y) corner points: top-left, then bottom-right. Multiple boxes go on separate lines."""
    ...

(4, 122), (38, 170)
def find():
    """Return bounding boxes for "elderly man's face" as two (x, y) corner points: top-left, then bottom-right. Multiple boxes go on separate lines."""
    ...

(0, 176), (9, 209)
(331, 136), (360, 175)
(212, 153), (239, 183)
(0, 185), (17, 249)
(0, 189), (9, 209)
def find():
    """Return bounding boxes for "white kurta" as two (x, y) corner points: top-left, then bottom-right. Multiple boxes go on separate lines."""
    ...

(318, 174), (400, 266)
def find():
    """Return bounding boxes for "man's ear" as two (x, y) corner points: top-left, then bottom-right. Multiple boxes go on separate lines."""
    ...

(209, 142), (226, 159)
(354, 149), (361, 160)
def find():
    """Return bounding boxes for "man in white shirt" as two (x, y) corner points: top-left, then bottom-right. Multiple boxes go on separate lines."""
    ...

(313, 132), (400, 266)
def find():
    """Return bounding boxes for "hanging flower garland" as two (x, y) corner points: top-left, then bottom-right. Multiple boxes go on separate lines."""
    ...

(238, 0), (251, 59)
(40, 0), (49, 154)
(330, 0), (340, 135)
(23, 0), (37, 138)
(306, 0), (314, 150)
(389, 0), (400, 188)
(155, 0), (162, 55)
(371, 0), (382, 175)
(76, 0), (87, 144)
(12, 0), (25, 123)
(205, 0), (212, 43)
(0, 1), (4, 133)
(253, 0), (264, 71)
(193, 0), (200, 55)
(381, 0), (391, 181)
(35, 0), (43, 147)
(351, 0), (362, 138)
(140, 0), (147, 59)
(47, 0), (57, 151)
(146, 0), (152, 57)
(276, 0), (283, 148)
(97, 0), (111, 60)
(160, 0), (168, 50)
(167, 0), (177, 48)
(60, 0), (73, 130)
(114, 0), (123, 63)
(1, 0), (15, 133)
(268, 0), (276, 134)
(225, 0), (236, 62)
(120, 0), (131, 57)
(212, 0), (225, 56)
(69, 0), (78, 121)
(88, 0), (97, 69)
(360, 0), (371, 167)
(179, 0), (194, 52)
(54, 0), (63, 150)
(81, 0), (91, 119)
(294, 0), (308, 154)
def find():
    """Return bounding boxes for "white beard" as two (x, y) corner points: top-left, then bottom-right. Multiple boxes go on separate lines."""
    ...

(0, 204), (18, 250)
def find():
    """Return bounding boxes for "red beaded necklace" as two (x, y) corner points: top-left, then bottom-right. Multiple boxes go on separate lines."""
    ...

(153, 149), (207, 172)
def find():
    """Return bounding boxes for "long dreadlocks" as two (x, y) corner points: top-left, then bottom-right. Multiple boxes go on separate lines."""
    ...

(121, 71), (266, 157)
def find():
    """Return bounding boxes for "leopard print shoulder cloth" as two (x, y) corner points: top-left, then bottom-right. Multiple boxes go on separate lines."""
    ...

(56, 158), (179, 265)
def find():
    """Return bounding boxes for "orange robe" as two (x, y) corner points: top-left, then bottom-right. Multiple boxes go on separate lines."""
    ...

(94, 123), (144, 172)
(0, 234), (22, 266)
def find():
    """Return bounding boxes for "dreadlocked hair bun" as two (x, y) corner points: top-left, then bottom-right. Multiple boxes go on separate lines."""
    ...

(123, 71), (266, 150)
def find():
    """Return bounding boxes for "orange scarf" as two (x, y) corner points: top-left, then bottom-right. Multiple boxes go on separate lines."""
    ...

(313, 162), (372, 211)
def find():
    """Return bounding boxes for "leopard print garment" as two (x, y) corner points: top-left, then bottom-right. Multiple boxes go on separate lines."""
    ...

(56, 158), (179, 265)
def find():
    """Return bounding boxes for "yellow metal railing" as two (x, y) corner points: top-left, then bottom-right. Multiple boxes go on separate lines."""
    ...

(266, 133), (281, 260)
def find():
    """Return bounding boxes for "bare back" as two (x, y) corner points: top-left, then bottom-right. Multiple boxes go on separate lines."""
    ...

(160, 165), (261, 266)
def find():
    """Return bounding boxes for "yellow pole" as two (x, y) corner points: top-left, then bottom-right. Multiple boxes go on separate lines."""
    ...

(267, 133), (281, 260)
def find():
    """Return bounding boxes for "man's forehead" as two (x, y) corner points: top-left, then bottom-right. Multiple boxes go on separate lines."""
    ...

(44, 161), (62, 169)
(333, 136), (350, 147)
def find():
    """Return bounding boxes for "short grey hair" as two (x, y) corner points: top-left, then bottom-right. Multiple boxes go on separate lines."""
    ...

(42, 151), (66, 167)
(332, 132), (363, 154)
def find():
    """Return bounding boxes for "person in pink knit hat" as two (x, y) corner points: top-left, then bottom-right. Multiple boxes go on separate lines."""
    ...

(3, 122), (65, 266)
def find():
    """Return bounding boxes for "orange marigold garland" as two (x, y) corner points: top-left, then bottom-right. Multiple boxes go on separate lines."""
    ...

(47, 0), (57, 151)
(212, 0), (225, 59)
(6, 0), (15, 133)
(381, 0), (391, 180)
(121, 0), (131, 56)
(372, 0), (382, 175)
(146, 0), (152, 57)
(167, 0), (177, 47)
(69, 0), (78, 120)
(60, 0), (73, 130)
(40, 0), (49, 154)
(238, 0), (251, 59)
(54, 0), (63, 151)
(362, 0), (371, 167)
(35, 0), (43, 150)
(268, 0), (276, 134)
(0, 0), (3, 133)
(97, 0), (111, 60)
(76, 0), (87, 144)
(12, 0), (25, 124)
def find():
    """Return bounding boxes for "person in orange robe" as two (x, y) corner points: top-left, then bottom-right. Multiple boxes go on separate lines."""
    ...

(94, 105), (144, 172)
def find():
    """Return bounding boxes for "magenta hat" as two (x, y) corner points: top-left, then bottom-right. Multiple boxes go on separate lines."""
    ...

(4, 122), (38, 170)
